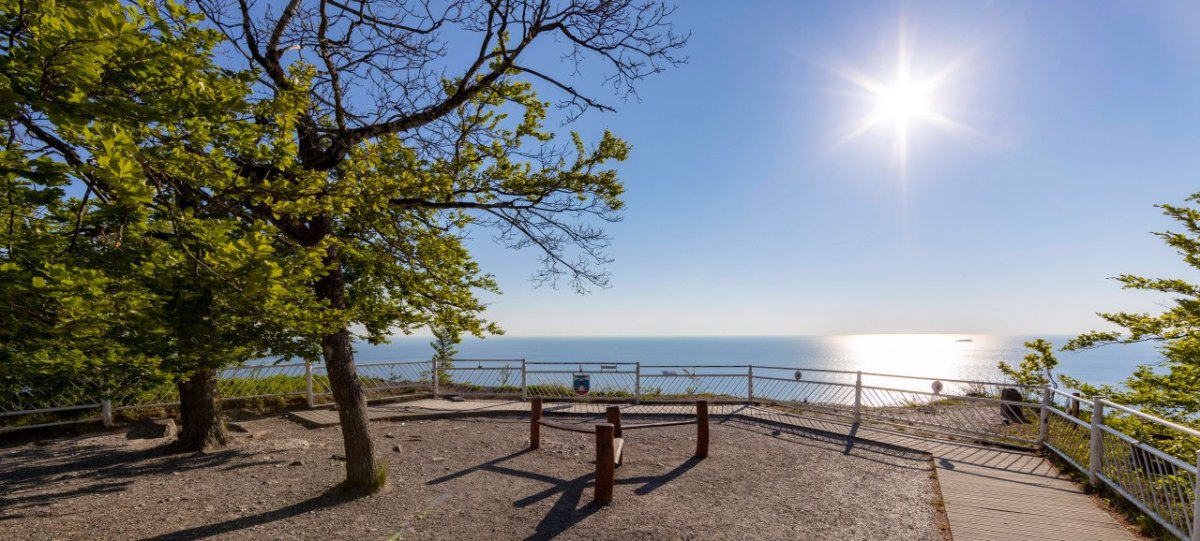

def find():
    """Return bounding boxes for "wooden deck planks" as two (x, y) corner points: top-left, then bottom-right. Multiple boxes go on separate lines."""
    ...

(286, 398), (1141, 541)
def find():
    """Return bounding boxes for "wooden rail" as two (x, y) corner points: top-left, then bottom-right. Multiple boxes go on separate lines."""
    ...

(528, 397), (710, 504)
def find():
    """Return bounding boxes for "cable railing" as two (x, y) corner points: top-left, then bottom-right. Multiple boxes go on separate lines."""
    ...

(4, 360), (1200, 538)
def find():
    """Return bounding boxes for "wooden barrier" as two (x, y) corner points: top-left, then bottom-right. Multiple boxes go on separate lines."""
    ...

(529, 399), (710, 504)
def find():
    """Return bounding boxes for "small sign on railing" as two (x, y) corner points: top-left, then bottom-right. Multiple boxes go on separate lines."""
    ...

(572, 373), (591, 396)
(600, 364), (617, 371)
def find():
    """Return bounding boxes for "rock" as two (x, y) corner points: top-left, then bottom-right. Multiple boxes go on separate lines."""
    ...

(289, 460), (304, 467)
(384, 433), (396, 439)
(330, 454), (346, 461)
(431, 457), (445, 462)
(393, 445), (402, 452)
(126, 418), (178, 440)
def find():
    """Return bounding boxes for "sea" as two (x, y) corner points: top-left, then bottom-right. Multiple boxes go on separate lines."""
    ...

(349, 334), (1163, 388)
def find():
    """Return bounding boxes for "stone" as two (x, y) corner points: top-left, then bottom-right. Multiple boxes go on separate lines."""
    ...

(126, 418), (177, 440)
(330, 454), (346, 461)
(384, 433), (396, 439)
(393, 445), (402, 452)
(289, 460), (304, 467)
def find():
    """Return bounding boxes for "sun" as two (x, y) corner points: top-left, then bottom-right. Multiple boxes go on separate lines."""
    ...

(829, 24), (980, 176)
(875, 78), (932, 128)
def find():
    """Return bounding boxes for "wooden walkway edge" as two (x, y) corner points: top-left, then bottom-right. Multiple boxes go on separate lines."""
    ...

(288, 399), (1141, 541)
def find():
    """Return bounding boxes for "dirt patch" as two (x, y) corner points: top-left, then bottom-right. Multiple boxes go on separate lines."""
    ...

(0, 414), (943, 540)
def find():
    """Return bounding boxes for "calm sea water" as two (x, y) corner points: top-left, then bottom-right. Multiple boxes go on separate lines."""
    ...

(351, 334), (1163, 387)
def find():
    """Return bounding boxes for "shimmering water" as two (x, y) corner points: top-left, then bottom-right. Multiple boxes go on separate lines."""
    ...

(351, 334), (1162, 387)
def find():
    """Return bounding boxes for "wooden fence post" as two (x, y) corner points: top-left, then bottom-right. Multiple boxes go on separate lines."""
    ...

(432, 359), (439, 398)
(595, 423), (616, 505)
(530, 397), (542, 449)
(606, 405), (623, 466)
(696, 400), (709, 458)
(1038, 386), (1052, 445)
(1088, 397), (1105, 486)
(1070, 392), (1081, 420)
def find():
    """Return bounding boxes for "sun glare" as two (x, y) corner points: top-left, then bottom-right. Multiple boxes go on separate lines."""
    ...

(829, 22), (981, 177)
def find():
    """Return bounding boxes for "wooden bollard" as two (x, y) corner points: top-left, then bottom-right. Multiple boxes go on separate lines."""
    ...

(595, 423), (616, 505)
(530, 397), (542, 449)
(606, 405), (623, 466)
(696, 400), (709, 458)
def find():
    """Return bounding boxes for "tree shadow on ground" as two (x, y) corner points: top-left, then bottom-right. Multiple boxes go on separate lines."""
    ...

(0, 438), (263, 514)
(427, 450), (704, 541)
(139, 488), (354, 541)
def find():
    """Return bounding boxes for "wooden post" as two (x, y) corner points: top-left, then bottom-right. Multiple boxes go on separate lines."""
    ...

(530, 397), (542, 449)
(696, 400), (709, 458)
(1088, 397), (1105, 486)
(606, 405), (623, 438)
(1070, 392), (1081, 420)
(595, 423), (616, 505)
(1038, 386), (1052, 445)
(606, 405), (623, 466)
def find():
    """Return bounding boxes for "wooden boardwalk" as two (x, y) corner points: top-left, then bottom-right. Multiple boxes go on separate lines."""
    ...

(289, 399), (1140, 541)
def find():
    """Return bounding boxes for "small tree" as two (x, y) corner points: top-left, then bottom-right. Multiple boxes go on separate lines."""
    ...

(997, 338), (1061, 389)
(430, 324), (459, 386)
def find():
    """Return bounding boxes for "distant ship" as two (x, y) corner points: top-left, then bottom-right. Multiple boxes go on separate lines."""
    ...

(955, 338), (974, 343)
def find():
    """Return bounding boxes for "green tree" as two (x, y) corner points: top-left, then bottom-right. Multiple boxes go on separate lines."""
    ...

(430, 325), (460, 386)
(179, 0), (687, 492)
(998, 338), (1061, 389)
(1061, 193), (1200, 459)
(0, 0), (325, 449)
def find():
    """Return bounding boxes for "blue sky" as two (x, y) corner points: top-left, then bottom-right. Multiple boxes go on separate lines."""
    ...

(459, 1), (1200, 337)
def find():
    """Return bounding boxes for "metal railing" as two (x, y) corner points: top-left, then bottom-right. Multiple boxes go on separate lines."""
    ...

(4, 359), (1200, 539)
(1042, 388), (1200, 540)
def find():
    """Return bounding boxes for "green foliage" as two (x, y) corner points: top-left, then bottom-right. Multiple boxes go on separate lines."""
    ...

(998, 338), (1061, 389)
(430, 325), (459, 385)
(1060, 193), (1200, 461)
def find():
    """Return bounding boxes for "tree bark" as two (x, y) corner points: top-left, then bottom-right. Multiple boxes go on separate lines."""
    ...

(316, 246), (383, 492)
(176, 368), (229, 451)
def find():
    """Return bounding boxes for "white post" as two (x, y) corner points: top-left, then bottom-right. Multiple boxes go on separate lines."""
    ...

(432, 358), (439, 398)
(1089, 397), (1105, 486)
(1191, 450), (1200, 541)
(634, 362), (641, 405)
(746, 365), (754, 404)
(521, 359), (528, 400)
(1038, 386), (1052, 445)
(853, 371), (863, 424)
(101, 400), (113, 427)
(305, 361), (315, 408)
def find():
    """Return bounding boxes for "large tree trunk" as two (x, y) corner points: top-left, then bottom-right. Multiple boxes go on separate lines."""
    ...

(176, 368), (229, 451)
(316, 246), (383, 493)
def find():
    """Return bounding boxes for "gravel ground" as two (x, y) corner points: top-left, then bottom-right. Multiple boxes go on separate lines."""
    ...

(0, 414), (948, 541)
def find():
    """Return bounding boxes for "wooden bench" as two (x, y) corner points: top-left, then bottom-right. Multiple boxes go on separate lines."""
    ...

(529, 397), (709, 504)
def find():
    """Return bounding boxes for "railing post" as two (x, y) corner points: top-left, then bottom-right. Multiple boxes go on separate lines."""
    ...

(432, 359), (439, 398)
(746, 365), (754, 404)
(1192, 450), (1200, 541)
(304, 361), (315, 409)
(853, 371), (863, 424)
(521, 358), (528, 400)
(101, 400), (114, 427)
(1089, 397), (1105, 486)
(634, 362), (641, 405)
(1038, 386), (1052, 445)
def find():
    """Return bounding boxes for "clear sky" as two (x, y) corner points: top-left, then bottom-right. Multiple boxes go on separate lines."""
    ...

(459, 1), (1200, 337)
